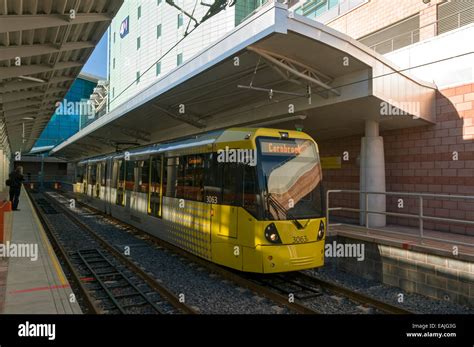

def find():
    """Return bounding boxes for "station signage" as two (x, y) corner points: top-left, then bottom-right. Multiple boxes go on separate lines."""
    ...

(120, 16), (129, 38)
(260, 140), (311, 156)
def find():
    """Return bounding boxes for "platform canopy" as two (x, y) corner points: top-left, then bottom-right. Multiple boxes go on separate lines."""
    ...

(52, 2), (437, 161)
(0, 0), (123, 157)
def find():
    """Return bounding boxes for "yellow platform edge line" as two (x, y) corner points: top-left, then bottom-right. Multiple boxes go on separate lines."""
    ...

(24, 189), (68, 286)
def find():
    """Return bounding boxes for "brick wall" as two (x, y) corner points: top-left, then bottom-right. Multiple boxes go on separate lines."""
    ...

(320, 83), (474, 235)
(327, 0), (443, 40)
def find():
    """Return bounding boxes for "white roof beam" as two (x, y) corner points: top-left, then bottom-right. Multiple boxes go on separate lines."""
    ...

(0, 76), (74, 93)
(2, 97), (60, 111)
(0, 41), (95, 60)
(0, 13), (112, 33)
(1, 91), (44, 103)
(0, 61), (83, 80)
(3, 107), (41, 117)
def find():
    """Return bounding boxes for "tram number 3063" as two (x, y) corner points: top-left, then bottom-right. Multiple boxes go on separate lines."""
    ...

(206, 195), (218, 204)
(293, 236), (308, 244)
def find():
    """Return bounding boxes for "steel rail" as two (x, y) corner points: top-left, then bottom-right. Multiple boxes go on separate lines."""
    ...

(57, 190), (319, 314)
(25, 188), (101, 314)
(291, 272), (414, 314)
(40, 190), (197, 314)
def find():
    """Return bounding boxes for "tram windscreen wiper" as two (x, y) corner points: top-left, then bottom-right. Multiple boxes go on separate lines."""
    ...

(263, 174), (306, 230)
(266, 192), (305, 230)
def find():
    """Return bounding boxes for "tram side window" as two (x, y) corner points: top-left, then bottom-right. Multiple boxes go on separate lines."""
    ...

(95, 164), (101, 199)
(182, 155), (204, 201)
(112, 161), (119, 188)
(115, 160), (125, 206)
(136, 160), (150, 193)
(243, 165), (259, 217)
(163, 155), (205, 202)
(89, 164), (97, 185)
(100, 162), (107, 186)
(222, 162), (242, 206)
(76, 166), (85, 184)
(164, 157), (178, 198)
(203, 153), (221, 204)
(86, 166), (90, 184)
(125, 160), (135, 191)
(176, 157), (186, 199)
(149, 157), (162, 217)
(190, 155), (204, 202)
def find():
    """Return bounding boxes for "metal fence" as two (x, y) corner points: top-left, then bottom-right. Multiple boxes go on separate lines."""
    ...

(326, 189), (474, 247)
(367, 5), (474, 54)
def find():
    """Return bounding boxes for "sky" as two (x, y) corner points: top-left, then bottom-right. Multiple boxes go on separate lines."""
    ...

(81, 31), (108, 79)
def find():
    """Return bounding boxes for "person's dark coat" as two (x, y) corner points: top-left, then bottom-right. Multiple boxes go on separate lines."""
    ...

(9, 170), (24, 210)
(9, 171), (24, 189)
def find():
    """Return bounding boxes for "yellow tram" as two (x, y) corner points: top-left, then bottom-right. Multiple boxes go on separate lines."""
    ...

(75, 128), (326, 273)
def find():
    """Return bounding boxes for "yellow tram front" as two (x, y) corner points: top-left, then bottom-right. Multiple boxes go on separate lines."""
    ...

(212, 128), (326, 273)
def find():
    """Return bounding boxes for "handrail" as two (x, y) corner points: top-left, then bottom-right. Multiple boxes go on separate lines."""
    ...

(326, 189), (474, 247)
(366, 5), (474, 54)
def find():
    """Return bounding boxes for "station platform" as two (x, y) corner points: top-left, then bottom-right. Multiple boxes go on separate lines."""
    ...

(0, 188), (82, 314)
(328, 223), (474, 260)
(327, 223), (474, 307)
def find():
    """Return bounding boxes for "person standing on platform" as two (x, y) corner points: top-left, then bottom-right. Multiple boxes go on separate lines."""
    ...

(8, 166), (24, 211)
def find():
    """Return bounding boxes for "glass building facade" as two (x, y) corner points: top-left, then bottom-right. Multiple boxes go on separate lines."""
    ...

(295, 0), (340, 18)
(34, 75), (97, 148)
(235, 0), (268, 26)
(294, 0), (367, 23)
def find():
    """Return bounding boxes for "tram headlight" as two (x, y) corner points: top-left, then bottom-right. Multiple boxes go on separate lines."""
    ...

(317, 220), (325, 240)
(264, 223), (282, 244)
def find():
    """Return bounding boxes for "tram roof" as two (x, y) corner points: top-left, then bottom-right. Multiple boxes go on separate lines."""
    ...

(77, 127), (315, 164)
(53, 1), (437, 162)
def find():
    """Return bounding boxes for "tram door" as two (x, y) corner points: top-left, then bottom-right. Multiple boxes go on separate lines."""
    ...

(210, 161), (239, 239)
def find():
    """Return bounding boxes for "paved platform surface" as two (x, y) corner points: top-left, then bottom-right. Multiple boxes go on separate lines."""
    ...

(329, 222), (474, 261)
(1, 188), (82, 314)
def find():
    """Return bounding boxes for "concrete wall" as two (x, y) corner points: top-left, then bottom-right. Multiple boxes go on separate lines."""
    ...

(385, 24), (474, 89)
(328, 235), (474, 307)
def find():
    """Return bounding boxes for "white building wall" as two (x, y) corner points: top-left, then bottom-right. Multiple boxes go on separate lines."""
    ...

(109, 0), (237, 111)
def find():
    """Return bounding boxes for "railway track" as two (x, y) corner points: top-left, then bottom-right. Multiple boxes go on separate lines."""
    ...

(27, 189), (196, 314)
(53, 190), (317, 314)
(52, 189), (414, 315)
(289, 272), (414, 314)
(246, 272), (414, 314)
